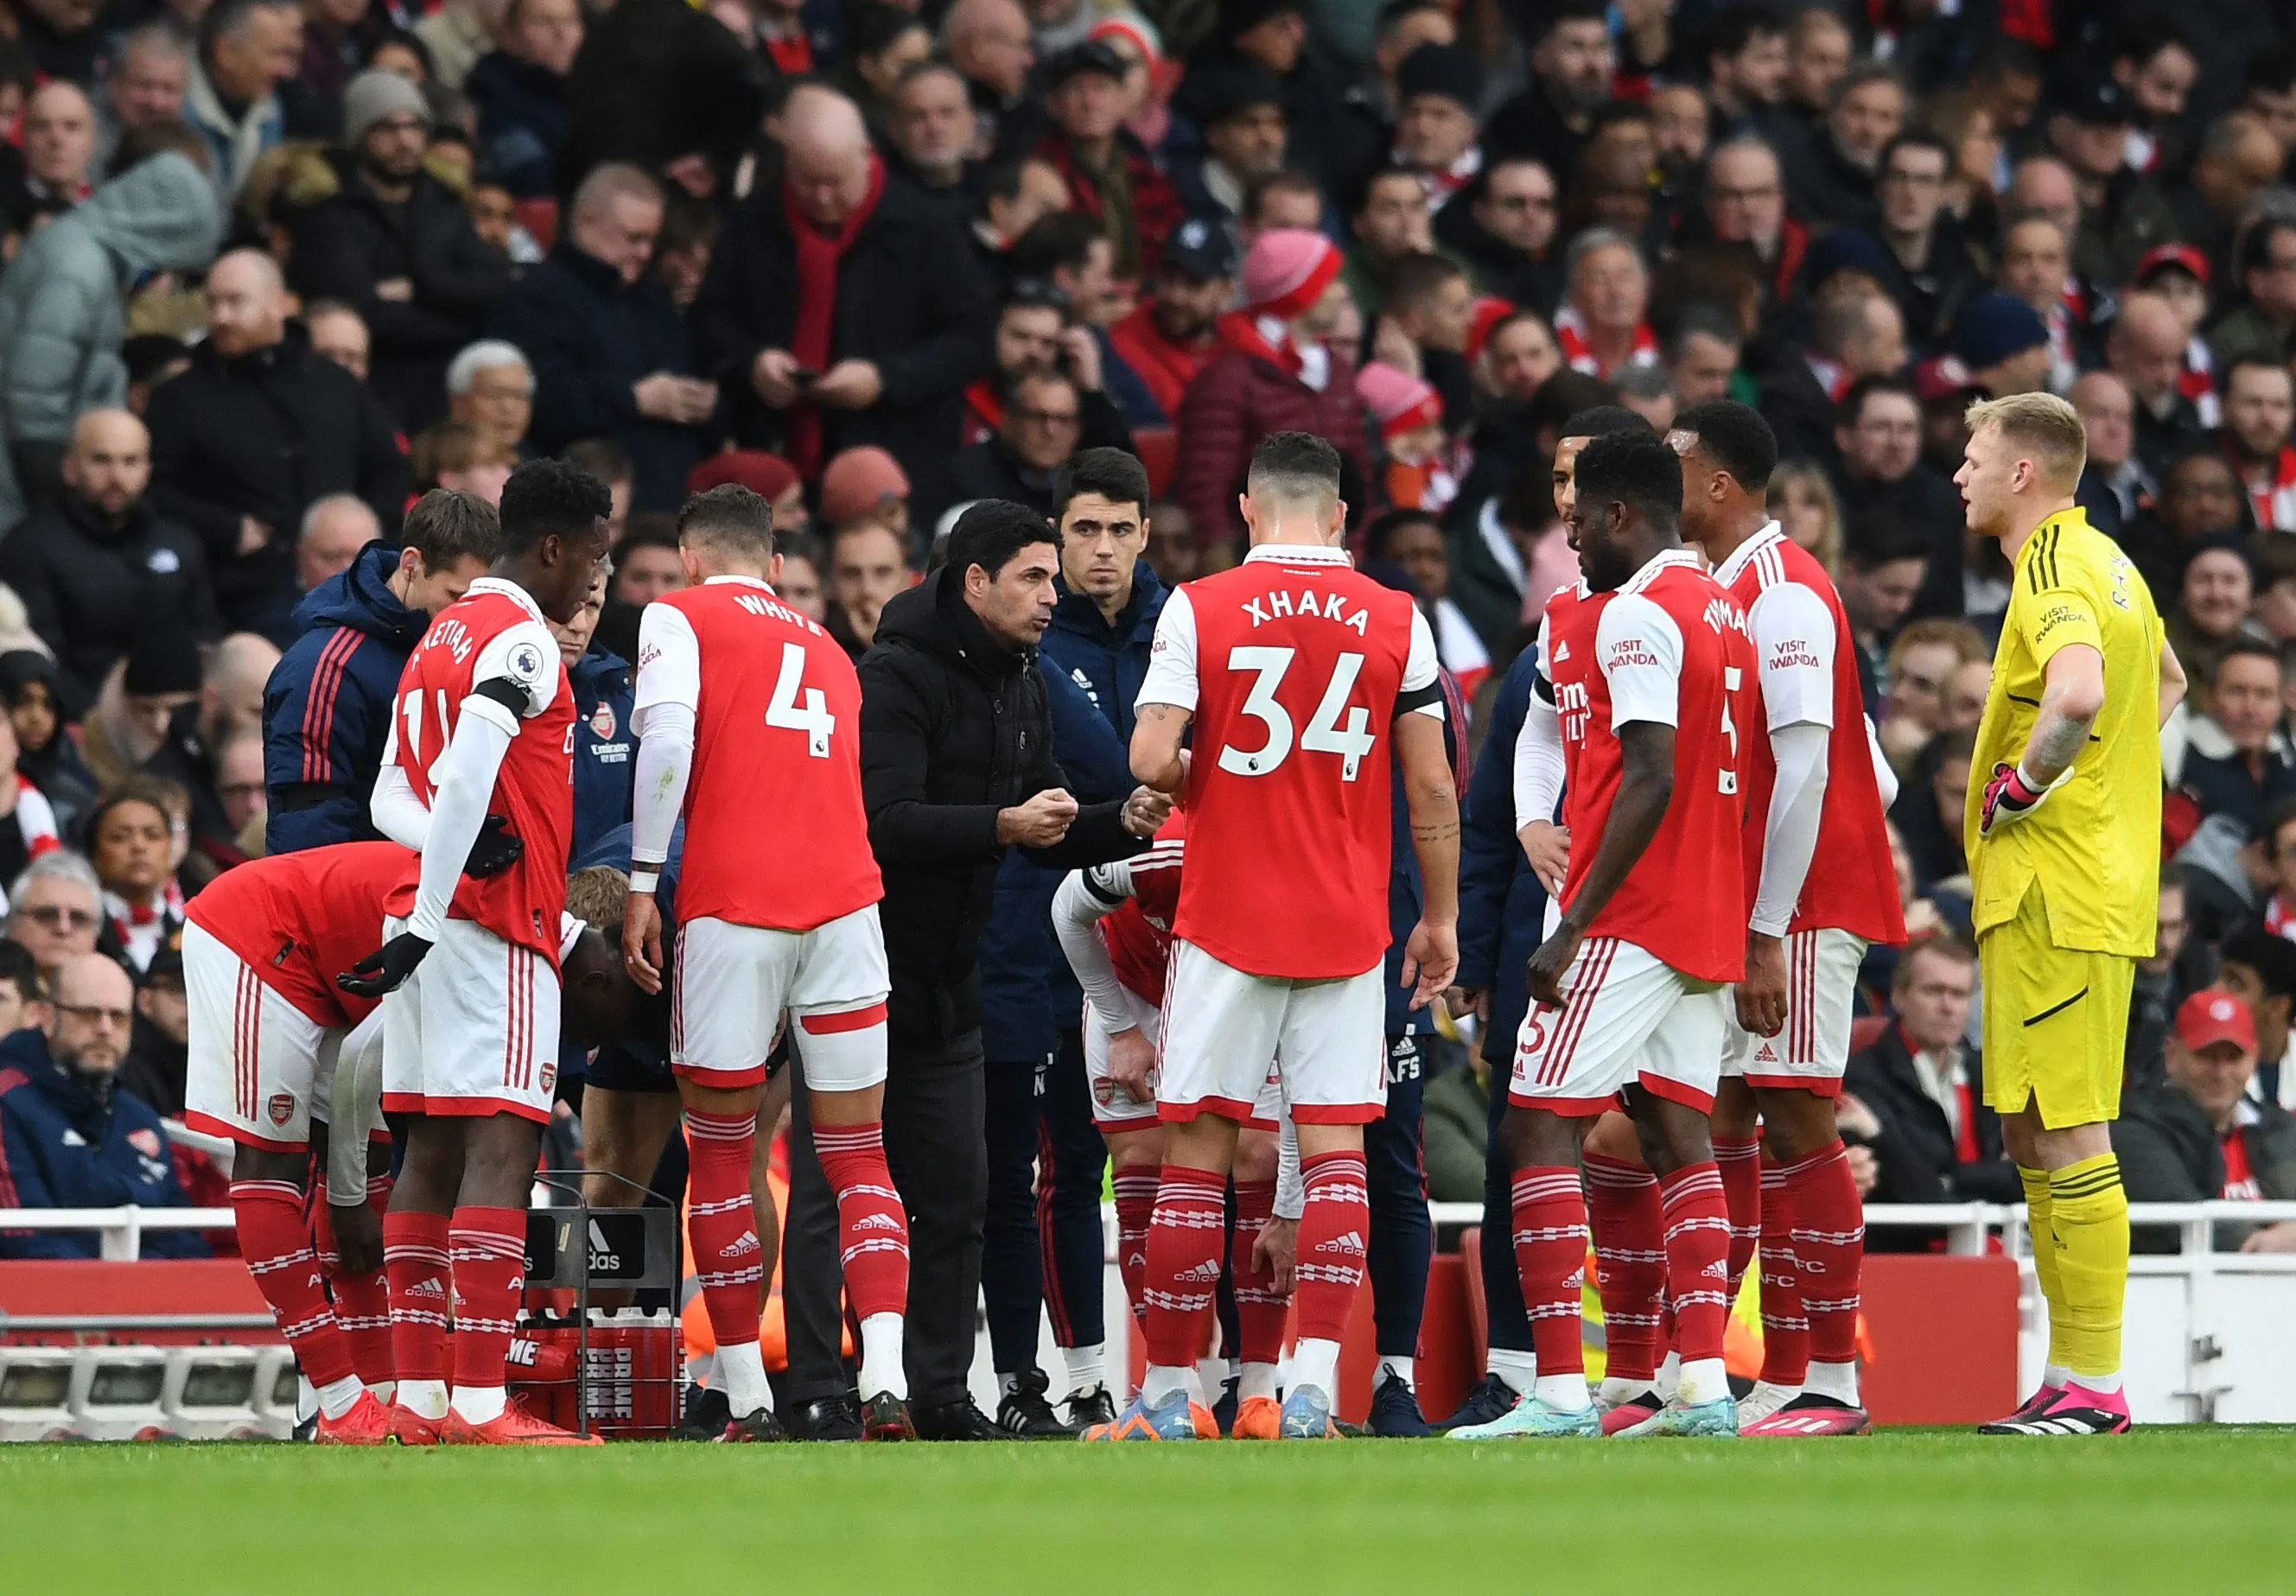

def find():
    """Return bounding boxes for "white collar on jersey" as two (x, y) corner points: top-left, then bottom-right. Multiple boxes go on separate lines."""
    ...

(465, 575), (544, 622)
(1243, 541), (1352, 566)
(1619, 546), (1704, 595)
(703, 574), (775, 592)
(1710, 519), (1786, 588)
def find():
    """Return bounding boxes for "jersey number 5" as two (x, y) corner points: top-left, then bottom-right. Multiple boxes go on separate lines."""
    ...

(1218, 645), (1377, 781)
(765, 641), (834, 758)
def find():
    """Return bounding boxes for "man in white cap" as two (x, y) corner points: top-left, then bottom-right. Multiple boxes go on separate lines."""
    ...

(288, 68), (513, 429)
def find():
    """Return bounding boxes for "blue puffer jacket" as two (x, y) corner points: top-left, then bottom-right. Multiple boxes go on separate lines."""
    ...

(1039, 562), (1166, 745)
(1456, 648), (1552, 1057)
(0, 1029), (204, 1259)
(1384, 667), (1470, 1034)
(567, 645), (636, 860)
(262, 543), (429, 855)
(979, 666), (1135, 1063)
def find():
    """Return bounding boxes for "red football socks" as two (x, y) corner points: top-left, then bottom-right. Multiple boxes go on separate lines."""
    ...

(381, 1208), (452, 1384)
(234, 1179), (356, 1389)
(1585, 1153), (1664, 1385)
(1658, 1163), (1732, 1365)
(446, 1205), (527, 1393)
(814, 1121), (909, 1321)
(1110, 1170), (1159, 1332)
(1231, 1176), (1288, 1364)
(1142, 1164), (1227, 1370)
(1757, 1152), (1809, 1386)
(1293, 1153), (1370, 1344)
(1714, 1136), (1763, 1300)
(685, 1110), (766, 1349)
(1781, 1139), (1865, 1369)
(1511, 1166), (1589, 1379)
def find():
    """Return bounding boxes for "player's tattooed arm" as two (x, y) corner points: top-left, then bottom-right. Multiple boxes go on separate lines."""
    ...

(1129, 703), (1193, 795)
(2021, 643), (2106, 785)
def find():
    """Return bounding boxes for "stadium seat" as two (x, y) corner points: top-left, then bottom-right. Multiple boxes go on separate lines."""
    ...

(1135, 428), (1177, 497)
(0, 1349), (80, 1440)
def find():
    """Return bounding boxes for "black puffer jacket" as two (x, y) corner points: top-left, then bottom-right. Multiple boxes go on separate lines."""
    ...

(143, 326), (410, 642)
(286, 149), (513, 429)
(0, 492), (220, 706)
(856, 568), (1145, 1057)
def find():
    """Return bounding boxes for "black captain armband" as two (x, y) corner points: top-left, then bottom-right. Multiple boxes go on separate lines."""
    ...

(473, 677), (531, 716)
(1532, 670), (1556, 706)
(1393, 683), (1444, 718)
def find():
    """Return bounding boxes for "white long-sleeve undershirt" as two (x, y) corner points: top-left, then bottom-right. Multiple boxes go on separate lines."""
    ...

(1050, 869), (1134, 1027)
(326, 1008), (386, 1205)
(1752, 721), (1829, 936)
(1511, 688), (1565, 831)
(407, 701), (516, 942)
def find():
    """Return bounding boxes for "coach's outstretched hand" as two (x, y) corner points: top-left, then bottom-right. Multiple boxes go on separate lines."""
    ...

(463, 815), (525, 879)
(339, 932), (434, 999)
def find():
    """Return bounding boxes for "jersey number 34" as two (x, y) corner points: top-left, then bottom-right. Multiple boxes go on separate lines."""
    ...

(1218, 645), (1377, 781)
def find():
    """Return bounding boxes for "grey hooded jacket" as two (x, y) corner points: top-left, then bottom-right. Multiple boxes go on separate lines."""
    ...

(0, 153), (221, 525)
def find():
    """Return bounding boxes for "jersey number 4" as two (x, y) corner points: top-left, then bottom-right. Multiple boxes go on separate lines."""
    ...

(1218, 646), (1377, 781)
(764, 641), (834, 758)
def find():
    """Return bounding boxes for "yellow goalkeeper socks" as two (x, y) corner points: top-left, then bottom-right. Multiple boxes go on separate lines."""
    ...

(2018, 1166), (2069, 1377)
(2045, 1155), (2129, 1384)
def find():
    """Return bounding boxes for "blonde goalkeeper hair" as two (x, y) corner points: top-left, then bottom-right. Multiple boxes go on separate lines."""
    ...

(1963, 391), (2087, 495)
(564, 865), (629, 931)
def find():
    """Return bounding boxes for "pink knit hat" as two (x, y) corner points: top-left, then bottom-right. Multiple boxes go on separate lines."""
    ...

(820, 446), (912, 526)
(689, 449), (799, 500)
(1357, 361), (1444, 442)
(1242, 228), (1343, 321)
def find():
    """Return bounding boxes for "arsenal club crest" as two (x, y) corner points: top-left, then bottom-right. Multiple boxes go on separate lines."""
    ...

(128, 1128), (162, 1157)
(590, 702), (617, 740)
(538, 1060), (557, 1095)
(269, 1092), (296, 1127)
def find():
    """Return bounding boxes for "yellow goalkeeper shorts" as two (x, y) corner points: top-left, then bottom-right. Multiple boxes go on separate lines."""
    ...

(1979, 885), (2134, 1130)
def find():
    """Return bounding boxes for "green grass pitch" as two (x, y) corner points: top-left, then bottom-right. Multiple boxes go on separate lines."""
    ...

(4, 1430), (2293, 1593)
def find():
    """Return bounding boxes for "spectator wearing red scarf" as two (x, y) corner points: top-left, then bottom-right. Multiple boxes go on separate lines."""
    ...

(693, 87), (990, 523)
(1034, 41), (1182, 282)
(1108, 217), (1235, 422)
(1172, 227), (1367, 551)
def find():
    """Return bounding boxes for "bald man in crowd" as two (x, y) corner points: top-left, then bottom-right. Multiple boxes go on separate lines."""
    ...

(2107, 290), (2210, 478)
(695, 83), (990, 519)
(489, 162), (713, 511)
(144, 250), (410, 644)
(0, 409), (219, 706)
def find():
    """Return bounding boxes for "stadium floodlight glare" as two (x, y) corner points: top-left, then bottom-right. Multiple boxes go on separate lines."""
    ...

(162, 1346), (267, 1440)
(0, 1348), (82, 1440)
(67, 1345), (173, 1440)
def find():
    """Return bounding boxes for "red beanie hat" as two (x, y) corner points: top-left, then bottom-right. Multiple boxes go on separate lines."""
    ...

(1465, 296), (1515, 364)
(1357, 361), (1444, 442)
(1242, 227), (1343, 321)
(688, 449), (800, 500)
(819, 446), (912, 526)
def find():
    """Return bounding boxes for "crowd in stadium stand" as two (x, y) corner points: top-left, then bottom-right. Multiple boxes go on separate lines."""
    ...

(2, 0), (2296, 1435)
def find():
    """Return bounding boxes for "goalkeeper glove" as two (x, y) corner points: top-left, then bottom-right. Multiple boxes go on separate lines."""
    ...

(1979, 760), (2047, 836)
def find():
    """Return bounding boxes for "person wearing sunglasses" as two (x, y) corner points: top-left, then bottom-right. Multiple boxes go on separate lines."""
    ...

(4, 849), (102, 987)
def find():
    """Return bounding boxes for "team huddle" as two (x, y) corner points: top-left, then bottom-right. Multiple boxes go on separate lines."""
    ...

(176, 392), (2172, 1444)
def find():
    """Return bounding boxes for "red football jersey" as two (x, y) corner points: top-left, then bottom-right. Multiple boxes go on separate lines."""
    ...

(382, 581), (575, 965)
(1142, 544), (1436, 980)
(635, 578), (881, 932)
(187, 841), (412, 1028)
(1543, 550), (1756, 982)
(1717, 525), (1905, 945)
(1093, 814), (1185, 1006)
